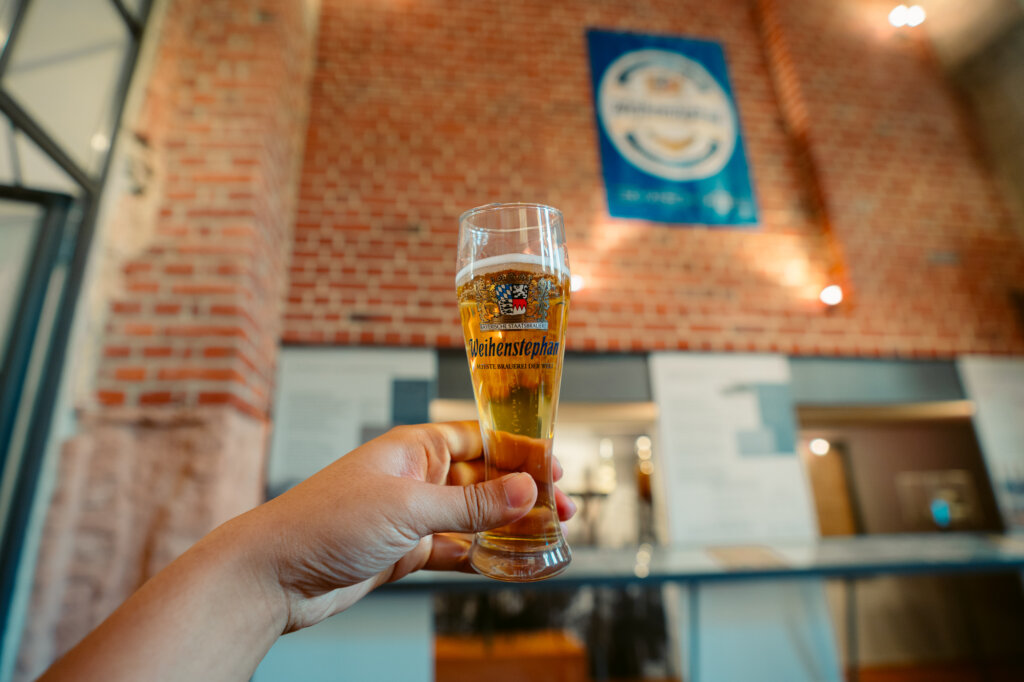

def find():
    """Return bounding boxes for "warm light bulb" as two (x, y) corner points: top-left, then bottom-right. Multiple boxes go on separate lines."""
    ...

(810, 438), (831, 456)
(889, 4), (909, 26)
(819, 285), (843, 306)
(570, 274), (585, 292)
(906, 5), (926, 26)
(91, 132), (110, 151)
(635, 435), (652, 450)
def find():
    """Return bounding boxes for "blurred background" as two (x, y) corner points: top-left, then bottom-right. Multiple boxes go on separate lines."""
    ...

(1, 0), (1024, 681)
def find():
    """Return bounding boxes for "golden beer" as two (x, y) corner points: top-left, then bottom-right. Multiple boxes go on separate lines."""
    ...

(456, 204), (572, 581)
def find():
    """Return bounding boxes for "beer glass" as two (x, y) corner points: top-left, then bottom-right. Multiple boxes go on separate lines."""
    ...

(456, 203), (572, 581)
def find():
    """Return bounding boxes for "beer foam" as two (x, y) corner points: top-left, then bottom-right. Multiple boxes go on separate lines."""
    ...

(455, 253), (569, 287)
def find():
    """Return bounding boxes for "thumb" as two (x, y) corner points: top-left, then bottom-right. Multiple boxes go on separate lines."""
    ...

(408, 473), (537, 536)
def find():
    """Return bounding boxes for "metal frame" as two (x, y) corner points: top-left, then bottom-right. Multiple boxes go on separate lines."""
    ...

(0, 0), (154, 660)
(0, 187), (70, 469)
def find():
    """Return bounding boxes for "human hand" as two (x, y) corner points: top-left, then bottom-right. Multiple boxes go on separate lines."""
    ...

(227, 421), (576, 634)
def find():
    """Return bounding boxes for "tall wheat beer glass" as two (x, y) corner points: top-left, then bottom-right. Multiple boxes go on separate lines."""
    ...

(456, 203), (572, 581)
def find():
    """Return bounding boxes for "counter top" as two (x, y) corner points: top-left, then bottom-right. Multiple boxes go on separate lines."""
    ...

(388, 533), (1024, 591)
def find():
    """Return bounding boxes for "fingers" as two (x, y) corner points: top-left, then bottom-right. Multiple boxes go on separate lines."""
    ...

(406, 472), (537, 536)
(422, 533), (475, 573)
(383, 422), (483, 485)
(555, 488), (577, 522)
(447, 461), (483, 487)
(447, 456), (563, 487)
(447, 459), (574, 522)
(425, 421), (484, 462)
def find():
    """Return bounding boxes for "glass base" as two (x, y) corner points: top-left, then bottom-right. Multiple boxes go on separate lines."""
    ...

(468, 534), (572, 582)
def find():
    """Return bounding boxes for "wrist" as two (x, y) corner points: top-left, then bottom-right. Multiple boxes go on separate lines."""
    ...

(200, 512), (292, 638)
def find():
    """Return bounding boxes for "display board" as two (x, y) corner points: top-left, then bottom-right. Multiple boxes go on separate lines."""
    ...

(649, 353), (816, 544)
(650, 353), (841, 682)
(958, 356), (1024, 531)
(269, 348), (436, 492)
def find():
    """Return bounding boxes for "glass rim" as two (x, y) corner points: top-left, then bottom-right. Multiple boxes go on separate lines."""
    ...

(458, 202), (563, 233)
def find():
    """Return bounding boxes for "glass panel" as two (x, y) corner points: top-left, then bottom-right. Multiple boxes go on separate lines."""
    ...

(0, 116), (15, 184)
(0, 0), (17, 37)
(0, 200), (43, 368)
(119, 0), (146, 21)
(14, 130), (78, 195)
(2, 0), (131, 175)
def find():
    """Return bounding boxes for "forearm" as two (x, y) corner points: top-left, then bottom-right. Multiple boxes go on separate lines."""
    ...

(39, 517), (286, 682)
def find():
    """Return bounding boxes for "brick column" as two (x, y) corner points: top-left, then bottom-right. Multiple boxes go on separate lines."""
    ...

(16, 0), (318, 677)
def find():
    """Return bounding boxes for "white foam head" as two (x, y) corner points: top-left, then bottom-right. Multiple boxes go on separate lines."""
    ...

(455, 253), (569, 287)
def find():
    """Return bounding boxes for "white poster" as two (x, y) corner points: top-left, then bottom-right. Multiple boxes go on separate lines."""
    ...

(649, 353), (818, 544)
(269, 348), (436, 491)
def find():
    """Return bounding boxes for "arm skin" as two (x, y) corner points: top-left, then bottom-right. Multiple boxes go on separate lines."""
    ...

(38, 421), (576, 682)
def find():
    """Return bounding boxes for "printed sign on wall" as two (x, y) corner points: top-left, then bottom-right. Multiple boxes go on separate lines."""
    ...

(587, 29), (759, 226)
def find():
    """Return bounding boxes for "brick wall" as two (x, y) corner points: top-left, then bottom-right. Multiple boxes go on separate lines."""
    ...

(283, 0), (1024, 357)
(951, 14), (1024, 237)
(94, 0), (317, 417)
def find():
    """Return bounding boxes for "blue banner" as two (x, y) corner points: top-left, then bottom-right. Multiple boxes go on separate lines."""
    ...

(587, 29), (759, 226)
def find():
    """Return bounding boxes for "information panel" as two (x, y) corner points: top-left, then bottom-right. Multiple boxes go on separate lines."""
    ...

(649, 353), (816, 544)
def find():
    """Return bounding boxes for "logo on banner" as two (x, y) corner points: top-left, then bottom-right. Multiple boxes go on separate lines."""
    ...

(598, 49), (737, 181)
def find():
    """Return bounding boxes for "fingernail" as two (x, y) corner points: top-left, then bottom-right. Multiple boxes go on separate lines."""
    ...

(567, 497), (578, 515)
(501, 473), (533, 508)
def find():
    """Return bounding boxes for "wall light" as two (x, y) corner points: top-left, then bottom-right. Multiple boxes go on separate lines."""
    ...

(634, 543), (652, 578)
(91, 132), (110, 152)
(809, 438), (831, 456)
(570, 274), (585, 292)
(889, 4), (925, 27)
(819, 284), (843, 306)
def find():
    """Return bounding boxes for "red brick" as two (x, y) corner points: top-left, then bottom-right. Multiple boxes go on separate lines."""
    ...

(111, 301), (142, 315)
(139, 391), (176, 406)
(96, 390), (125, 406)
(154, 303), (183, 315)
(127, 282), (160, 294)
(114, 367), (146, 381)
(164, 263), (194, 276)
(123, 323), (155, 337)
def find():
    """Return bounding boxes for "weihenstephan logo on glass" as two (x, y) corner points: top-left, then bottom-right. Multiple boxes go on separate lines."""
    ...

(477, 276), (550, 331)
